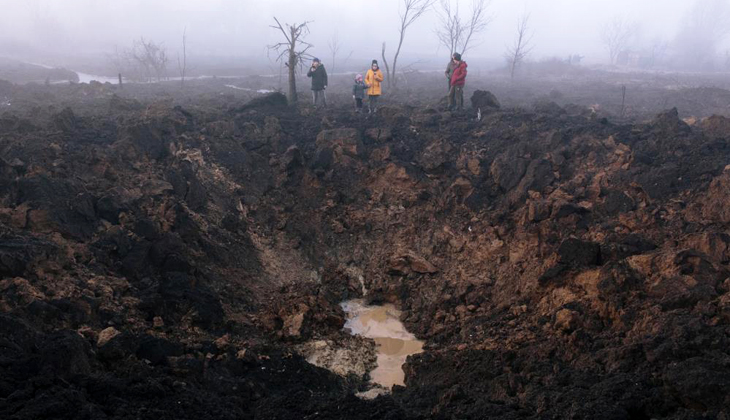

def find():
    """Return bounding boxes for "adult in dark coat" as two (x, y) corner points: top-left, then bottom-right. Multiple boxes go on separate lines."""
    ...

(307, 58), (328, 107)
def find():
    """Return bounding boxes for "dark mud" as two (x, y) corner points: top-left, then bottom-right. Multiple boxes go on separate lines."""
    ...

(0, 78), (729, 419)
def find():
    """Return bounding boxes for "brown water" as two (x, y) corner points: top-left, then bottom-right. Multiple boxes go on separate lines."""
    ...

(341, 300), (424, 389)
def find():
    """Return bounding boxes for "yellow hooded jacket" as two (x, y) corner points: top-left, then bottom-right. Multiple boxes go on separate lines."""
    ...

(365, 68), (384, 96)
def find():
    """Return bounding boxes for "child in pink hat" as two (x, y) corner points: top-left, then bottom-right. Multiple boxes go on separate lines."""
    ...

(352, 73), (368, 113)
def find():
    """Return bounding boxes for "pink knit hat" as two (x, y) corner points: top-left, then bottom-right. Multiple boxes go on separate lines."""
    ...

(355, 74), (363, 81)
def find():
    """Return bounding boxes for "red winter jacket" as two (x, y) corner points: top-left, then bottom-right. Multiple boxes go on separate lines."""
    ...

(450, 61), (468, 87)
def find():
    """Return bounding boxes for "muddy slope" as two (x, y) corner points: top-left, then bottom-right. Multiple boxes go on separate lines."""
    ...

(1, 85), (729, 419)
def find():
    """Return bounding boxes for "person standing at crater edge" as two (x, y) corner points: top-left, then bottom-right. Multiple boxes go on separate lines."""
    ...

(445, 52), (459, 91)
(365, 60), (384, 114)
(448, 53), (467, 111)
(307, 58), (328, 108)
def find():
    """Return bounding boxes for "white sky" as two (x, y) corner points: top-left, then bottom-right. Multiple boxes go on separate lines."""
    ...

(0, 0), (715, 66)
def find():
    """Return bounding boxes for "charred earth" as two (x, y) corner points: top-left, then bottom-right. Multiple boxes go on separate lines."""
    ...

(1, 79), (729, 419)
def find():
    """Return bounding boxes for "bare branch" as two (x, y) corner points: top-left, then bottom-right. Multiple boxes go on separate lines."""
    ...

(342, 50), (354, 68)
(125, 37), (169, 83)
(461, 0), (492, 54)
(600, 16), (639, 65)
(401, 0), (436, 28)
(328, 32), (342, 73)
(391, 0), (437, 89)
(505, 13), (534, 81)
(435, 0), (462, 56)
(271, 17), (292, 44)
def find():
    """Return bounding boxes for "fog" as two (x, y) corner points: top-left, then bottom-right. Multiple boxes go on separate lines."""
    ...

(0, 0), (729, 72)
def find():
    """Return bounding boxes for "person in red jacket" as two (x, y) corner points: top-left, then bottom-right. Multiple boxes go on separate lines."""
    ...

(448, 53), (467, 111)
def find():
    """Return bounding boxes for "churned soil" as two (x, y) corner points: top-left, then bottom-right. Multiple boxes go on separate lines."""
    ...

(1, 78), (729, 419)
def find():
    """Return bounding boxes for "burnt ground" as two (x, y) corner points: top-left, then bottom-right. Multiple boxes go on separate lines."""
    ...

(230, 62), (730, 121)
(0, 75), (729, 419)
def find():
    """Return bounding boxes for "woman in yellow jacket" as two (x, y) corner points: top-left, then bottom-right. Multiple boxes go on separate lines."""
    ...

(365, 60), (384, 113)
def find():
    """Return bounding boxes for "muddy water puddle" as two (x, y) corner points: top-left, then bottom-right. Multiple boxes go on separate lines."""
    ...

(341, 300), (424, 390)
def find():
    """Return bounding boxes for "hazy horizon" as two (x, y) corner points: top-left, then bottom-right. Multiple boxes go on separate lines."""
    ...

(1, 0), (729, 72)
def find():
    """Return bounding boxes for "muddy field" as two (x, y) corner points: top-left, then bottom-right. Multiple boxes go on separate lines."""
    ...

(227, 66), (730, 121)
(1, 72), (730, 419)
(6, 58), (730, 120)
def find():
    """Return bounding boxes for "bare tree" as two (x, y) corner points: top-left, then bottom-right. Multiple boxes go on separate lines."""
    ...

(133, 38), (169, 82)
(436, 0), (462, 57)
(387, 0), (437, 89)
(328, 32), (342, 74)
(177, 27), (187, 86)
(600, 16), (639, 65)
(674, 0), (730, 70)
(268, 18), (313, 105)
(111, 38), (169, 83)
(505, 13), (534, 81)
(436, 0), (491, 56)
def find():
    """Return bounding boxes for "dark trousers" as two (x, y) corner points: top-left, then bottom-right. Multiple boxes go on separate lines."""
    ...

(368, 95), (380, 112)
(355, 98), (363, 110)
(448, 85), (464, 110)
(312, 89), (327, 107)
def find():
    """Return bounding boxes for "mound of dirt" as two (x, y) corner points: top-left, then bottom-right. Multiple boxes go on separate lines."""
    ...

(234, 91), (288, 112)
(471, 89), (501, 110)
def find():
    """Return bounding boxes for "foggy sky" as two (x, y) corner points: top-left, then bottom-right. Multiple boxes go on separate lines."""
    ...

(0, 0), (722, 68)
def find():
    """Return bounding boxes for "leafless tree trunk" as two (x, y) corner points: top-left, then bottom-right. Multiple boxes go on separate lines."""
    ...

(436, 0), (491, 56)
(177, 27), (187, 86)
(269, 18), (313, 105)
(381, 42), (391, 83)
(328, 32), (342, 74)
(389, 0), (436, 89)
(600, 16), (638, 65)
(505, 13), (534, 81)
